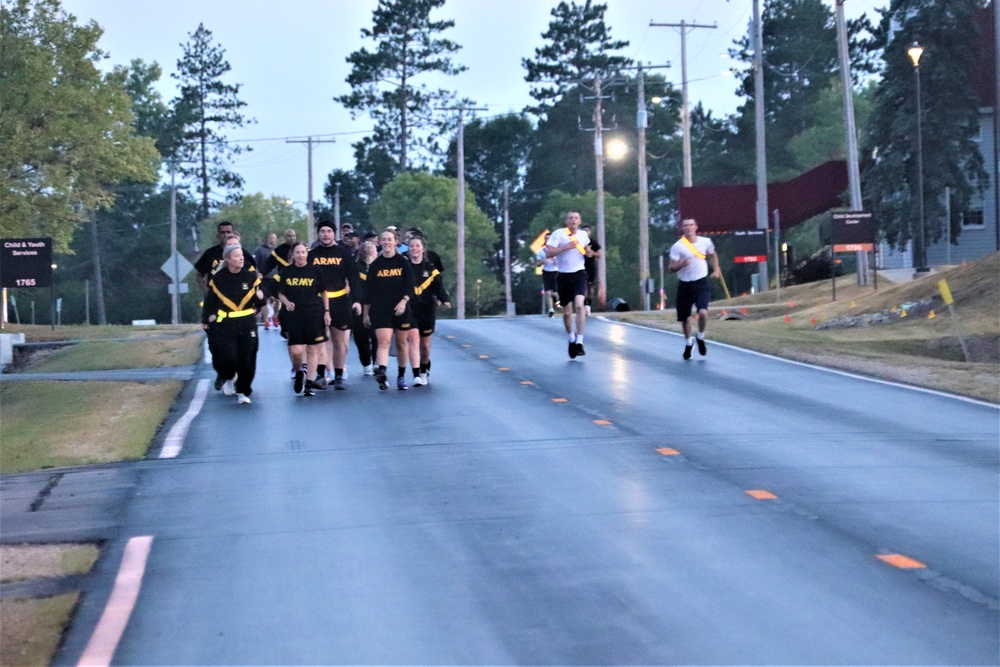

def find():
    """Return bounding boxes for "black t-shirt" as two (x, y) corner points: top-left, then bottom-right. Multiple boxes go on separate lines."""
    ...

(277, 263), (327, 312)
(308, 243), (361, 304)
(264, 242), (295, 274)
(363, 253), (415, 311)
(409, 258), (449, 307)
(584, 239), (602, 282)
(194, 244), (225, 276)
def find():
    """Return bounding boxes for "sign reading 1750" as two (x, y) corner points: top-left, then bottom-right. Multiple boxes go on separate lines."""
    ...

(1, 238), (53, 288)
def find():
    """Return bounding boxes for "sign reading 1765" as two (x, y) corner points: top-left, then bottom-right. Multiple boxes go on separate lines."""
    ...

(1, 238), (53, 288)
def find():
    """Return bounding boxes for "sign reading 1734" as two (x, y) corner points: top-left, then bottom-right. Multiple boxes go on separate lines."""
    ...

(1, 238), (53, 288)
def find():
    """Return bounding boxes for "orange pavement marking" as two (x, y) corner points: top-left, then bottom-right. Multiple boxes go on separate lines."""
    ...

(520, 380), (534, 385)
(479, 355), (490, 359)
(498, 367), (510, 372)
(552, 398), (568, 403)
(594, 419), (612, 426)
(746, 490), (777, 500)
(445, 335), (455, 339)
(462, 344), (472, 348)
(877, 554), (927, 569)
(656, 448), (680, 456)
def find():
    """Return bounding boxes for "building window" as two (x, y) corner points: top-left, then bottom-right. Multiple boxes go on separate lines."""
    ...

(962, 209), (985, 228)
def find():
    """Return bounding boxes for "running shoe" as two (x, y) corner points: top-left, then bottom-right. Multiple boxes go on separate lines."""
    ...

(303, 381), (316, 397)
(294, 370), (305, 394)
(575, 343), (586, 357)
(289, 367), (297, 380)
(547, 308), (554, 318)
(214, 376), (224, 391)
(697, 338), (707, 356)
(333, 377), (346, 390)
(568, 341), (578, 359)
(397, 377), (408, 390)
(683, 343), (693, 360)
(413, 375), (426, 387)
(236, 393), (251, 405)
(263, 320), (270, 330)
(363, 364), (375, 376)
(420, 371), (429, 385)
(342, 368), (348, 380)
(376, 372), (388, 391)
(222, 379), (236, 396)
(312, 376), (328, 391)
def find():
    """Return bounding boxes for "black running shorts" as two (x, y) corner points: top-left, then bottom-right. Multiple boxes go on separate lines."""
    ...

(675, 277), (711, 322)
(556, 270), (589, 308)
(542, 270), (558, 292)
(369, 305), (415, 331)
(413, 302), (436, 337)
(327, 294), (353, 331)
(284, 309), (328, 346)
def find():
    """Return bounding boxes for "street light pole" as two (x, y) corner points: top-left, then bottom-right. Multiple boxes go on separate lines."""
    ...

(334, 181), (341, 239)
(637, 64), (651, 311)
(593, 76), (608, 311)
(752, 0), (770, 290)
(908, 43), (928, 272)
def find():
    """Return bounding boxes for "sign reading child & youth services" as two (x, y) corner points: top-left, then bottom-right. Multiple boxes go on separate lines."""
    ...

(1, 238), (53, 288)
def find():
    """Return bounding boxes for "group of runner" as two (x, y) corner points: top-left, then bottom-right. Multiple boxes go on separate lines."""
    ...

(197, 219), (450, 403)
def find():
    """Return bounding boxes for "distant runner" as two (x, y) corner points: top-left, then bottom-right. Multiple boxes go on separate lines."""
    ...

(668, 218), (722, 359)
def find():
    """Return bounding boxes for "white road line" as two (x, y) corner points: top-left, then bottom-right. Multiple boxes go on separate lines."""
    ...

(77, 536), (154, 667)
(604, 317), (1000, 409)
(160, 379), (210, 459)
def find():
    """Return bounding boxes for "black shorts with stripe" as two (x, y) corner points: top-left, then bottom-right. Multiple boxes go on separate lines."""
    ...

(284, 309), (328, 346)
(327, 295), (353, 330)
(412, 302), (436, 337)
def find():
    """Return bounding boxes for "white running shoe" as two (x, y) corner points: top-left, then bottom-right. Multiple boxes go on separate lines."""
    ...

(236, 393), (251, 405)
(413, 376), (426, 387)
(342, 368), (349, 380)
(363, 364), (375, 376)
(419, 371), (429, 385)
(222, 379), (235, 396)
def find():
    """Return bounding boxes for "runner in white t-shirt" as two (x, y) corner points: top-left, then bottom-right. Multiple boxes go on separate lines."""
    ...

(668, 218), (722, 359)
(534, 232), (559, 317)
(546, 211), (593, 358)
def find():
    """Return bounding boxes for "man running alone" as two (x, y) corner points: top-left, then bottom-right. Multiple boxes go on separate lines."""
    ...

(668, 218), (722, 359)
(546, 211), (593, 358)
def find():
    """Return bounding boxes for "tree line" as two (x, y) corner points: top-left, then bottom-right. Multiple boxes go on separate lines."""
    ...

(0, 0), (990, 322)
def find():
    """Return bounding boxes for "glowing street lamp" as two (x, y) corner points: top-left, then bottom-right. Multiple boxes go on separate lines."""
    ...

(907, 42), (928, 272)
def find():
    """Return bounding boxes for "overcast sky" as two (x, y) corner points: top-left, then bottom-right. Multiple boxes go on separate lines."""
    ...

(61, 0), (887, 206)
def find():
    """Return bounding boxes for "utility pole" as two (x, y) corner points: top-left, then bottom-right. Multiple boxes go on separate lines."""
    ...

(169, 161), (180, 324)
(752, 0), (770, 291)
(439, 104), (487, 319)
(624, 61), (670, 311)
(835, 0), (868, 286)
(503, 181), (514, 316)
(286, 137), (335, 244)
(334, 181), (342, 239)
(649, 19), (716, 188)
(581, 75), (615, 311)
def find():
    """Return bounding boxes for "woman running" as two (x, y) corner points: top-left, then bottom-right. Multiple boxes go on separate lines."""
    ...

(406, 235), (450, 386)
(202, 244), (264, 404)
(352, 241), (380, 376)
(277, 242), (330, 397)
(362, 230), (418, 391)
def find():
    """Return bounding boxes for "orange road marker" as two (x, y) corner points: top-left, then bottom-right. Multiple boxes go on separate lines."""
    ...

(479, 354), (490, 359)
(552, 398), (568, 403)
(788, 300), (795, 307)
(810, 317), (817, 326)
(520, 380), (534, 385)
(593, 419), (612, 426)
(746, 490), (777, 500)
(928, 310), (936, 319)
(721, 309), (728, 316)
(462, 344), (472, 348)
(877, 554), (927, 569)
(498, 367), (509, 372)
(741, 307), (747, 315)
(446, 335), (455, 339)
(656, 447), (680, 456)
(850, 300), (856, 308)
(784, 315), (792, 323)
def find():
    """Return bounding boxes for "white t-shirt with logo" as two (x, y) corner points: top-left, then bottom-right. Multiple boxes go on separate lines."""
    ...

(669, 235), (715, 282)
(547, 227), (590, 273)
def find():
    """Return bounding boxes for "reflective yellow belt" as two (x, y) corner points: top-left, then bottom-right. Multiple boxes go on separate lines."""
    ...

(217, 308), (255, 321)
(325, 288), (348, 298)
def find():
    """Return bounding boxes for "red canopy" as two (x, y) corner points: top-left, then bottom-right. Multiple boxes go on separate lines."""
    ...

(678, 160), (849, 232)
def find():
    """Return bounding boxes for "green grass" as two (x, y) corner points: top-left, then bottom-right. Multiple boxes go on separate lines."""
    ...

(22, 333), (202, 373)
(0, 593), (79, 667)
(0, 380), (182, 474)
(2, 323), (201, 342)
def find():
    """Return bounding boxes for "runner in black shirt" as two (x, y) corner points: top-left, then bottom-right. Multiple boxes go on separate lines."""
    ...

(352, 241), (379, 377)
(309, 220), (362, 390)
(277, 242), (330, 396)
(362, 230), (417, 390)
(407, 235), (450, 386)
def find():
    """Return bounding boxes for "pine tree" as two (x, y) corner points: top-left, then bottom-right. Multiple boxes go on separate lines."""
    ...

(336, 0), (466, 173)
(172, 23), (253, 220)
(522, 0), (631, 114)
(861, 0), (989, 250)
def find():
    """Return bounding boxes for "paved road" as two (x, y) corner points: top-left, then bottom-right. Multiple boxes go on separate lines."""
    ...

(50, 316), (998, 665)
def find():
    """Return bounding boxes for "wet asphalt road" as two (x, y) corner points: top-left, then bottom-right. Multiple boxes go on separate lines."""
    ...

(53, 316), (999, 665)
